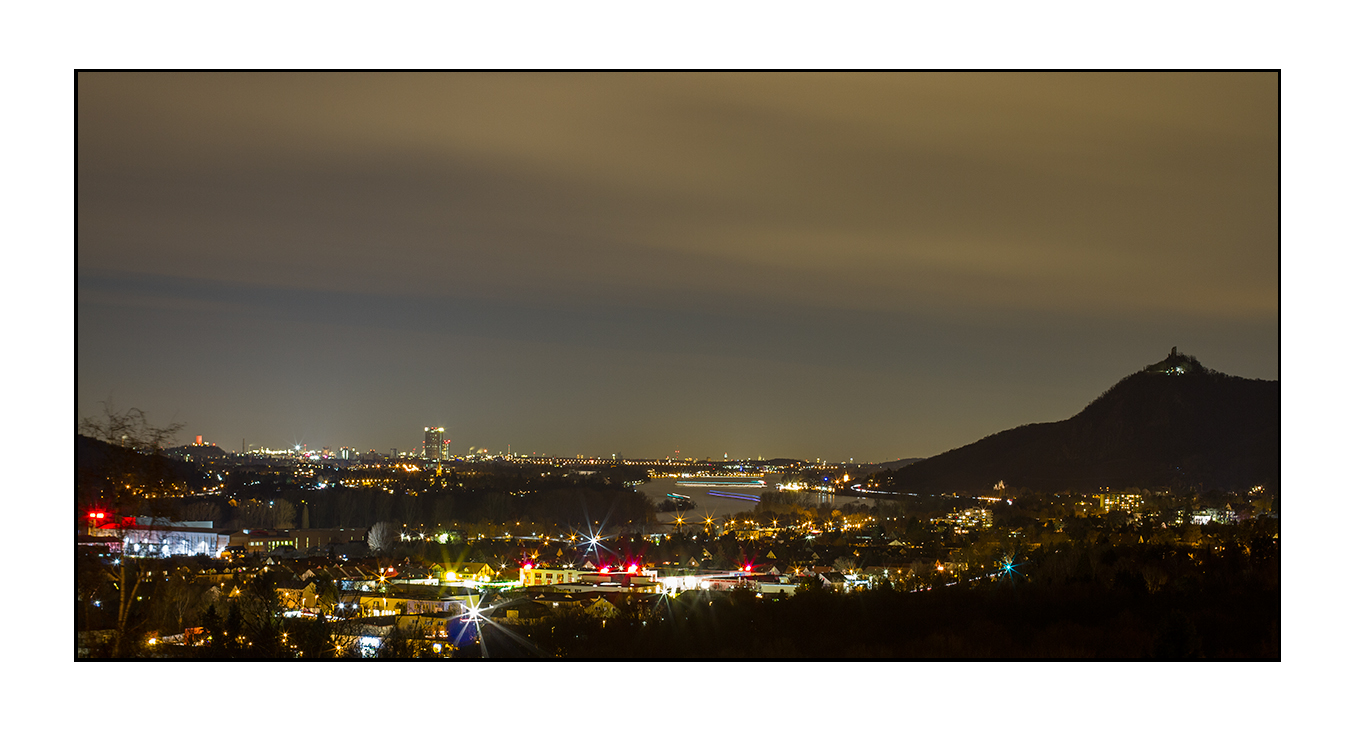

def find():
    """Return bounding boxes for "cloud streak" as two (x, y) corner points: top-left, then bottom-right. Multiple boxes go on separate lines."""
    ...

(78, 72), (1278, 458)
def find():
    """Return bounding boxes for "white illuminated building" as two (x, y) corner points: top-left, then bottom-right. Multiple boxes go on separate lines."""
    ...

(92, 516), (231, 557)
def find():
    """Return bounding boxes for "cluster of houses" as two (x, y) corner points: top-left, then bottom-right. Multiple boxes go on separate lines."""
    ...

(155, 550), (963, 655)
(84, 511), (1007, 656)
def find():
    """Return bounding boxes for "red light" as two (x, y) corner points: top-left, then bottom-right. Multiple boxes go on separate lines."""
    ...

(744, 564), (752, 572)
(600, 565), (610, 574)
(89, 512), (96, 518)
(627, 563), (639, 573)
(523, 562), (534, 570)
(97, 513), (104, 519)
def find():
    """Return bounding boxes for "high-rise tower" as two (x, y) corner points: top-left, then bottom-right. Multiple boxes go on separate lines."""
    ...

(423, 427), (445, 460)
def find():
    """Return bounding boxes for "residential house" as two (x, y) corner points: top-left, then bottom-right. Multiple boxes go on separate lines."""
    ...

(435, 562), (496, 583)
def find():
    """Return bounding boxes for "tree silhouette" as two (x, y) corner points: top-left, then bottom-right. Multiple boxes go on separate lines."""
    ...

(368, 522), (394, 555)
(77, 401), (186, 656)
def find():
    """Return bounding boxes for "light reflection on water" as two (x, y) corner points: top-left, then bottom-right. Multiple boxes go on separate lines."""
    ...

(632, 477), (849, 523)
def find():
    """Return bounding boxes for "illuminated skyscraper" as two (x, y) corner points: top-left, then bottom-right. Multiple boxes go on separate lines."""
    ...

(424, 427), (445, 460)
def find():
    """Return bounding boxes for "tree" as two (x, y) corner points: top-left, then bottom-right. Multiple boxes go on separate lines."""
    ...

(78, 400), (187, 515)
(237, 572), (287, 657)
(161, 566), (208, 633)
(271, 500), (297, 529)
(79, 401), (185, 457)
(77, 547), (130, 639)
(199, 604), (227, 657)
(235, 498), (296, 529)
(375, 623), (420, 659)
(368, 521), (395, 555)
(223, 601), (245, 655)
(179, 501), (223, 524)
(795, 575), (825, 594)
(291, 613), (336, 659)
(312, 575), (340, 615)
(78, 402), (186, 656)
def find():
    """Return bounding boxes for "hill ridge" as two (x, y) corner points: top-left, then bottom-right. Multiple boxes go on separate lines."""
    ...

(883, 350), (1279, 494)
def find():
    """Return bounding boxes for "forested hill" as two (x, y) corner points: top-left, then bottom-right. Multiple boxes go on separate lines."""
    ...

(77, 434), (209, 505)
(883, 351), (1279, 494)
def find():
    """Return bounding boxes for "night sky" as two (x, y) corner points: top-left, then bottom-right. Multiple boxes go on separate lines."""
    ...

(77, 72), (1278, 461)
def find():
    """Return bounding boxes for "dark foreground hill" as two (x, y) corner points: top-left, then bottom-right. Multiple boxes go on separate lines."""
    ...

(883, 350), (1279, 495)
(77, 434), (208, 509)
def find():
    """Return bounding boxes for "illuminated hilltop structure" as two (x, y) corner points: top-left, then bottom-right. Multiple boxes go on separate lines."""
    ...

(1144, 346), (1208, 376)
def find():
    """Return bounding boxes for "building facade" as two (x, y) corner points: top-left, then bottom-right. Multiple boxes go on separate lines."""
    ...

(423, 427), (446, 460)
(90, 516), (231, 557)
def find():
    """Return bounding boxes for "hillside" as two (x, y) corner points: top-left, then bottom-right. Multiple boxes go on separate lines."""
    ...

(77, 435), (210, 509)
(882, 350), (1279, 494)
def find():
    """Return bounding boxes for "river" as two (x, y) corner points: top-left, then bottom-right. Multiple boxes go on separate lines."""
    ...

(632, 476), (852, 524)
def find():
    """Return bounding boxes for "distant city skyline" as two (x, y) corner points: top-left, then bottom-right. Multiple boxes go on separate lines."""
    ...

(78, 73), (1278, 462)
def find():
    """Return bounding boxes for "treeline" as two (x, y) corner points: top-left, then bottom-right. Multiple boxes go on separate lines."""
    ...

(168, 478), (656, 532)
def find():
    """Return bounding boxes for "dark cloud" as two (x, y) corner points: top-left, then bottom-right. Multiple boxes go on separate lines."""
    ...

(78, 72), (1277, 459)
